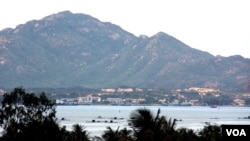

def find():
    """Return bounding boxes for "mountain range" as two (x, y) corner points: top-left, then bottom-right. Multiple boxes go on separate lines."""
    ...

(0, 11), (249, 91)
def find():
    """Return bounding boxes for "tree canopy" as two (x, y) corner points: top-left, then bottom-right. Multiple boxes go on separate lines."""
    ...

(0, 87), (60, 141)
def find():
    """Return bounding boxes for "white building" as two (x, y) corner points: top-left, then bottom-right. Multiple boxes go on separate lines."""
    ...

(117, 88), (133, 93)
(106, 98), (123, 105)
(78, 95), (101, 105)
(101, 88), (116, 93)
(56, 98), (78, 105)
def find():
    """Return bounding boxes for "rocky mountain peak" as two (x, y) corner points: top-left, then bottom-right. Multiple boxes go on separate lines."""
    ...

(0, 11), (249, 91)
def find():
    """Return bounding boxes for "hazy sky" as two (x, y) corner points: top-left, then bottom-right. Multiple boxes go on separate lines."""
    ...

(1, 0), (250, 58)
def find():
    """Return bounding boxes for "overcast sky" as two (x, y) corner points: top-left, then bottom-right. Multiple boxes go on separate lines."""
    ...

(0, 0), (249, 58)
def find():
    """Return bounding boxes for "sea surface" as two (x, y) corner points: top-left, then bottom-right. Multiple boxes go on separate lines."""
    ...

(56, 105), (250, 137)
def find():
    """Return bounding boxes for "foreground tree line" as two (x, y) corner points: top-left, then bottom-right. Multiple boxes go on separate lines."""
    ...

(0, 87), (222, 141)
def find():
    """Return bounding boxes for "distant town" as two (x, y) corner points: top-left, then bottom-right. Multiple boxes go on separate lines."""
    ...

(50, 87), (250, 106)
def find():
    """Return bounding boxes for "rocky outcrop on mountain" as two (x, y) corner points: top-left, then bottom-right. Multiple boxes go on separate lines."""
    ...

(0, 11), (249, 91)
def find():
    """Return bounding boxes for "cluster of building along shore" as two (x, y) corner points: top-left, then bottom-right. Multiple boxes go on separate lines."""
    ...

(56, 88), (145, 105)
(55, 87), (250, 106)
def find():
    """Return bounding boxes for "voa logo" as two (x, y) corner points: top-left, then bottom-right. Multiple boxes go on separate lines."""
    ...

(226, 129), (246, 136)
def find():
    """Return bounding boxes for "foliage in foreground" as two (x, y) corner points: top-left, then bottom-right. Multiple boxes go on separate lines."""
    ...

(0, 87), (223, 141)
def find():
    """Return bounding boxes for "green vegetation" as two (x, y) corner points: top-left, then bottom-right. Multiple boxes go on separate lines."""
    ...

(0, 87), (224, 141)
(0, 87), (60, 141)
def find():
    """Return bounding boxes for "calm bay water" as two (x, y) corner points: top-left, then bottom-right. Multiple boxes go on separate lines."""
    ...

(56, 105), (250, 137)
